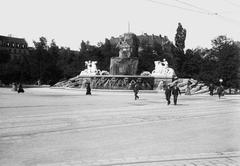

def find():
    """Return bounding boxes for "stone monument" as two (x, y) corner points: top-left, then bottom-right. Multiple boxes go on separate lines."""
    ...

(151, 59), (175, 78)
(80, 60), (100, 76)
(110, 33), (138, 75)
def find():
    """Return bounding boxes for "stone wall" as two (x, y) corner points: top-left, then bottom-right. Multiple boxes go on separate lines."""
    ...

(54, 75), (157, 90)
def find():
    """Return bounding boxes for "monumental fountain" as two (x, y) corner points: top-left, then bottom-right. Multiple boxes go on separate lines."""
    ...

(54, 33), (177, 90)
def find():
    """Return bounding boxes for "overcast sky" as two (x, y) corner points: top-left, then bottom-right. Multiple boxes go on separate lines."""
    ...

(1, 0), (240, 50)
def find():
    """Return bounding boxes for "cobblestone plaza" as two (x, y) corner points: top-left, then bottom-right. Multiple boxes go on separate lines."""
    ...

(0, 88), (239, 166)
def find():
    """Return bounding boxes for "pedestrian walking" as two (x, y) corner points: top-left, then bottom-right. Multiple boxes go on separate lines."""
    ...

(209, 83), (214, 96)
(172, 84), (181, 105)
(217, 85), (224, 99)
(17, 83), (24, 93)
(185, 80), (191, 95)
(86, 82), (91, 95)
(133, 82), (140, 100)
(165, 85), (172, 105)
(12, 82), (17, 91)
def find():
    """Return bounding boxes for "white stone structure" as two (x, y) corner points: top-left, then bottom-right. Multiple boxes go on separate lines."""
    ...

(80, 61), (100, 76)
(151, 60), (175, 78)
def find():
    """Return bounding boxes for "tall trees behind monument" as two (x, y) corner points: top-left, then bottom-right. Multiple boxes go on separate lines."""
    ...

(33, 37), (62, 83)
(33, 37), (49, 82)
(181, 49), (202, 79)
(211, 36), (240, 88)
(99, 39), (118, 71)
(174, 23), (187, 77)
(131, 34), (139, 58)
(137, 39), (154, 74)
(175, 23), (186, 51)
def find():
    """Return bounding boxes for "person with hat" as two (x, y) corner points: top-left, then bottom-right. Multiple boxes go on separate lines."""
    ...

(172, 84), (181, 105)
(165, 85), (172, 105)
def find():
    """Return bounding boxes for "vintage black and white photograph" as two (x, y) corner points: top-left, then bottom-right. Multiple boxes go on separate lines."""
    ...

(0, 0), (240, 165)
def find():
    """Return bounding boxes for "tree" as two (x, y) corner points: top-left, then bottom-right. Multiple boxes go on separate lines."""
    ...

(199, 58), (218, 84)
(181, 49), (202, 79)
(33, 37), (62, 84)
(98, 39), (112, 71)
(57, 47), (78, 79)
(175, 23), (186, 51)
(173, 23), (187, 77)
(33, 37), (49, 83)
(211, 36), (240, 89)
(152, 40), (163, 61)
(137, 39), (154, 74)
(47, 40), (62, 84)
(131, 34), (139, 58)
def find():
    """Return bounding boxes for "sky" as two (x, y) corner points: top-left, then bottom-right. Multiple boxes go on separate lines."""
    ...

(1, 0), (240, 50)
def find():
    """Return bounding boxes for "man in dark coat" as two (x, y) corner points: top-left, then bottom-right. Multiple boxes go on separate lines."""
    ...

(86, 82), (91, 95)
(217, 85), (224, 99)
(172, 84), (181, 105)
(165, 85), (171, 105)
(209, 83), (214, 96)
(18, 83), (24, 93)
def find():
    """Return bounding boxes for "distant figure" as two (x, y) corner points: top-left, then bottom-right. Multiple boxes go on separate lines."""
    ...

(185, 85), (191, 95)
(217, 85), (224, 99)
(209, 83), (214, 96)
(185, 80), (191, 95)
(172, 84), (181, 105)
(12, 82), (18, 91)
(133, 82), (140, 100)
(165, 85), (172, 105)
(37, 79), (41, 86)
(86, 82), (91, 95)
(18, 83), (24, 93)
(48, 80), (55, 87)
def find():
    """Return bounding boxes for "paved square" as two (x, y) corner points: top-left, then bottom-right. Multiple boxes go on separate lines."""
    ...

(0, 88), (240, 166)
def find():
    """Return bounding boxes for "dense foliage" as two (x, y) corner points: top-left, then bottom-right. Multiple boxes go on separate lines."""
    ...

(0, 23), (239, 89)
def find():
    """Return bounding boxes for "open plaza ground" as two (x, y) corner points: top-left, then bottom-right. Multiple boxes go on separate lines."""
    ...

(0, 87), (240, 166)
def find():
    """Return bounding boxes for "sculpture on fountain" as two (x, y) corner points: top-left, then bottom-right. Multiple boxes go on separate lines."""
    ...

(79, 60), (100, 76)
(151, 59), (175, 78)
(117, 37), (131, 58)
(110, 33), (138, 75)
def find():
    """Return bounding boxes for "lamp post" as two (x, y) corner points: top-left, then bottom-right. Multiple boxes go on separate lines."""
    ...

(219, 78), (223, 86)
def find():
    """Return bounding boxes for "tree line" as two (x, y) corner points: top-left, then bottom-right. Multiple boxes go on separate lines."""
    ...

(0, 23), (239, 89)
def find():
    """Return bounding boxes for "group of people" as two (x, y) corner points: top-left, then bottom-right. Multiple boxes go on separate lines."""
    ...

(209, 83), (225, 99)
(12, 82), (24, 93)
(133, 82), (182, 105)
(165, 84), (181, 105)
(85, 80), (225, 103)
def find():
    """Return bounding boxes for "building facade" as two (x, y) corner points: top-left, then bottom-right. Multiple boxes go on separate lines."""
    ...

(0, 35), (29, 58)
